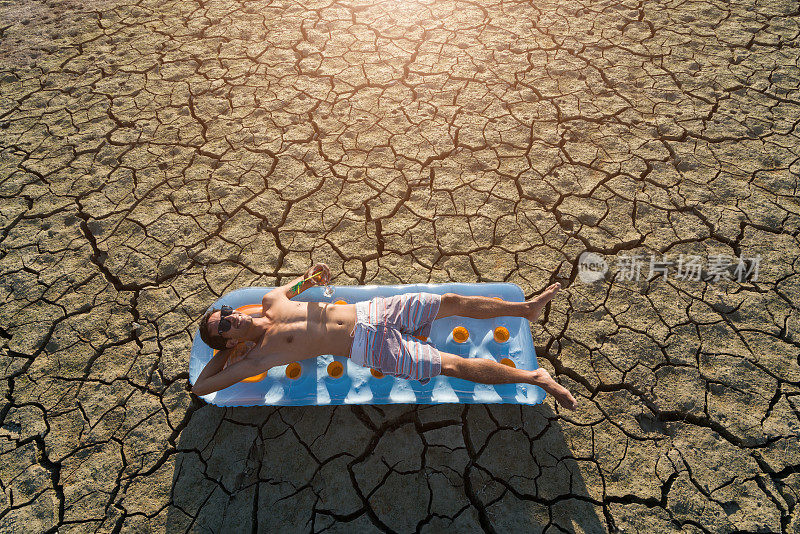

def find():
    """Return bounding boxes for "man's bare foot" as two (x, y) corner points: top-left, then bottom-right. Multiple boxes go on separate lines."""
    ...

(532, 368), (577, 410)
(526, 282), (561, 323)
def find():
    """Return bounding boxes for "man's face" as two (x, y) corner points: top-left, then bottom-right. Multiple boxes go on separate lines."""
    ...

(207, 306), (253, 347)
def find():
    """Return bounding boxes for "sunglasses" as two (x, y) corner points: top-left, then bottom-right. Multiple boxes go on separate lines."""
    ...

(217, 305), (234, 335)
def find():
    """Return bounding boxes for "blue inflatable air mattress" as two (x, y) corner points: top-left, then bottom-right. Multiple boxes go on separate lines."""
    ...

(189, 283), (545, 407)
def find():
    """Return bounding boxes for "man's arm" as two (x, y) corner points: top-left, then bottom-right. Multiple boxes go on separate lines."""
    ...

(193, 347), (233, 388)
(265, 263), (330, 301)
(281, 274), (314, 300)
(262, 274), (311, 303)
(192, 356), (262, 396)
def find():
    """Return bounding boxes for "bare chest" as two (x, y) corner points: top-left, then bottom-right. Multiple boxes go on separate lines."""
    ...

(253, 300), (356, 361)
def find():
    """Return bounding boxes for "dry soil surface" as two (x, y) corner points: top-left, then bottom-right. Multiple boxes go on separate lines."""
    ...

(1, 0), (799, 532)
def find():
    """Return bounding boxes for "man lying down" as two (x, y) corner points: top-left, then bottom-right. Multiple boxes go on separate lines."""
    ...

(191, 263), (577, 410)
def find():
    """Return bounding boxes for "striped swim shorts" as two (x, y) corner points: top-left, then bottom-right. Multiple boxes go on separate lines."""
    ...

(348, 292), (442, 384)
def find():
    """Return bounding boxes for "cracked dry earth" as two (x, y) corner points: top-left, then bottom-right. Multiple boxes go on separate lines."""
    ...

(0, 0), (799, 532)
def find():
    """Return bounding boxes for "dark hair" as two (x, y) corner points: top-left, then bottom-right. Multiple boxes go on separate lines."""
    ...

(199, 308), (228, 350)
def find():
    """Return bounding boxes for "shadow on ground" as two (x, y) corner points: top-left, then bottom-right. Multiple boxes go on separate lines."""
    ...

(166, 402), (606, 532)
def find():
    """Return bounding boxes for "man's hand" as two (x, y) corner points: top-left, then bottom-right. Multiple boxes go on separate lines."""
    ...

(305, 263), (331, 286)
(267, 262), (332, 301)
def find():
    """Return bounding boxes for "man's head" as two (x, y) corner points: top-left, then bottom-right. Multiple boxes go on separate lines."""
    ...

(199, 305), (254, 350)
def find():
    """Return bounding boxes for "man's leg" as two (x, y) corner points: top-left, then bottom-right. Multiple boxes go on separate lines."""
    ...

(439, 352), (577, 410)
(435, 283), (561, 323)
